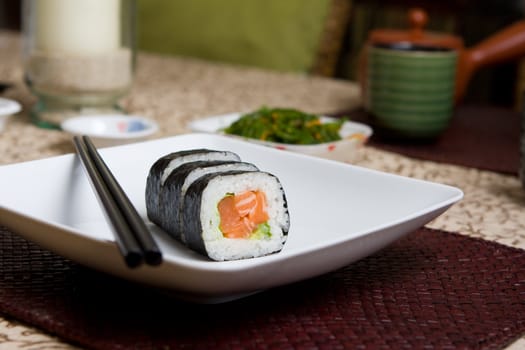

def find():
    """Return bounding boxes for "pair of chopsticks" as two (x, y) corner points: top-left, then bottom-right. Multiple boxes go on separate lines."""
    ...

(73, 135), (162, 268)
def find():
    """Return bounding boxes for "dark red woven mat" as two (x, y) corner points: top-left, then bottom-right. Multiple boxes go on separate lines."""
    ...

(337, 104), (521, 175)
(1, 226), (525, 349)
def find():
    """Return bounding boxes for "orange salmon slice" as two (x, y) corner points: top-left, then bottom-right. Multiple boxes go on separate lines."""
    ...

(218, 190), (269, 238)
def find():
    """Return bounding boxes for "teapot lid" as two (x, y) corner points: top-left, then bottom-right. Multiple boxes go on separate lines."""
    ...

(369, 8), (463, 50)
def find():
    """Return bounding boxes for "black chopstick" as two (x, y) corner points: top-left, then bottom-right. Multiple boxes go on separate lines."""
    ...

(73, 135), (162, 268)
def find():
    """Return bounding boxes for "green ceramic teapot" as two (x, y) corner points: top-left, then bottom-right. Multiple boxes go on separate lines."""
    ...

(360, 8), (525, 139)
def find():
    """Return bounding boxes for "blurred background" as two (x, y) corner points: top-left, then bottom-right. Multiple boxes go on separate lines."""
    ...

(1, 0), (523, 109)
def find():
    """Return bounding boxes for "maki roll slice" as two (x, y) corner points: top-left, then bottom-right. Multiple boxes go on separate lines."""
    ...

(182, 171), (290, 261)
(158, 160), (259, 243)
(146, 149), (290, 261)
(146, 149), (240, 225)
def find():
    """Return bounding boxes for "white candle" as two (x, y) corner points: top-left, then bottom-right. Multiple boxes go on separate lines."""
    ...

(35, 0), (120, 55)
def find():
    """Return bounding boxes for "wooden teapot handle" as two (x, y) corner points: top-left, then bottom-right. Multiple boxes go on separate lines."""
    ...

(457, 20), (525, 102)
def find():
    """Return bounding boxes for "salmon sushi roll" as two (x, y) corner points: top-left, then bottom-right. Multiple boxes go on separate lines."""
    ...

(182, 170), (290, 261)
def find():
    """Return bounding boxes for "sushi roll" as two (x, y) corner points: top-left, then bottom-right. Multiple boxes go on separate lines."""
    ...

(158, 160), (259, 243)
(182, 170), (290, 261)
(146, 149), (240, 225)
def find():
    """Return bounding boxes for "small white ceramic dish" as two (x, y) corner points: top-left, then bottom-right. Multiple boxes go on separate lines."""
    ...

(61, 114), (159, 147)
(0, 133), (462, 303)
(188, 113), (373, 162)
(0, 97), (22, 132)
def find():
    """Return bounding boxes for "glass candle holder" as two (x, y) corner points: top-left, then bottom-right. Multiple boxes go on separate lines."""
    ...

(22, 0), (136, 129)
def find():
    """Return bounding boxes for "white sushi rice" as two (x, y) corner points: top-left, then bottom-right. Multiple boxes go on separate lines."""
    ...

(198, 171), (289, 261)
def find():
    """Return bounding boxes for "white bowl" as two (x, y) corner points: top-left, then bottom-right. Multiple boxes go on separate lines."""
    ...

(188, 112), (373, 162)
(0, 98), (22, 132)
(61, 114), (159, 147)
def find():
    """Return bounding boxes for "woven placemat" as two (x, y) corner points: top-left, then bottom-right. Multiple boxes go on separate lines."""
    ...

(1, 226), (525, 349)
(338, 104), (521, 175)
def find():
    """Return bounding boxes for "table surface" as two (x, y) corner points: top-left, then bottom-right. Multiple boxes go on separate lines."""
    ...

(1, 30), (524, 349)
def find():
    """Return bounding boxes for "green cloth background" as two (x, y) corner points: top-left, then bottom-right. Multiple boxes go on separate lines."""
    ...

(137, 0), (330, 73)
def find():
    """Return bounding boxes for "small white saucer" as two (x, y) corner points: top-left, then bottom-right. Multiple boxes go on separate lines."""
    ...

(0, 98), (22, 132)
(61, 114), (159, 147)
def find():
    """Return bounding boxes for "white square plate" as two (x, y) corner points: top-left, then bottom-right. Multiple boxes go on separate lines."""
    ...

(0, 133), (462, 303)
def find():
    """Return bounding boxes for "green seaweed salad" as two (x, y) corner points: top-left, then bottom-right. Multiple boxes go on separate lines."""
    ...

(223, 107), (346, 145)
